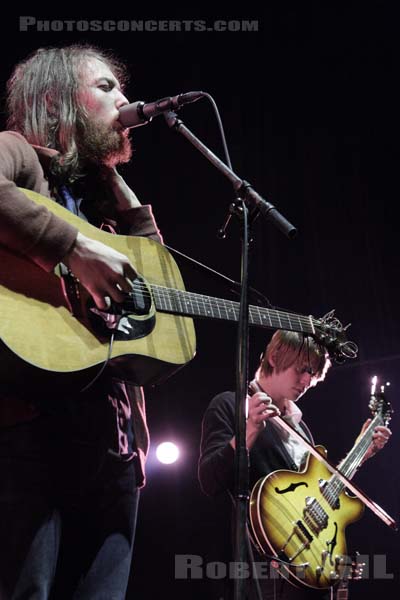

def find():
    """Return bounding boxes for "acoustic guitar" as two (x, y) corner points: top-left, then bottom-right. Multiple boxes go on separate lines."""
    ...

(249, 386), (392, 591)
(0, 189), (356, 388)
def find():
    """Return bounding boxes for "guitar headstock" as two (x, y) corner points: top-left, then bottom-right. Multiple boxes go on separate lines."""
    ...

(369, 376), (393, 426)
(313, 309), (358, 363)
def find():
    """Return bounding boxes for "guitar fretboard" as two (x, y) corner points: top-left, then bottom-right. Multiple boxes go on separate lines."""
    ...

(151, 284), (315, 335)
(324, 412), (383, 503)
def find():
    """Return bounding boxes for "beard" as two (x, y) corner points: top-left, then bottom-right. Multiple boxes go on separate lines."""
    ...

(76, 116), (133, 167)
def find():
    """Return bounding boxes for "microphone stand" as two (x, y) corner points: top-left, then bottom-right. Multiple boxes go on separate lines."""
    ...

(164, 110), (297, 600)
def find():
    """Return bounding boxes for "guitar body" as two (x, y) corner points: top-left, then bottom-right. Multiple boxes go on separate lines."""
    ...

(0, 189), (357, 388)
(0, 189), (196, 387)
(249, 447), (365, 590)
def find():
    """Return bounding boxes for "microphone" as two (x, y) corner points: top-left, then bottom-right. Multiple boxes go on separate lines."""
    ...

(118, 91), (205, 129)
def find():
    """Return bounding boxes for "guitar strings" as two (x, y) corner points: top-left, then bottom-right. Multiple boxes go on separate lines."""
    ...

(322, 415), (381, 504)
(120, 280), (316, 328)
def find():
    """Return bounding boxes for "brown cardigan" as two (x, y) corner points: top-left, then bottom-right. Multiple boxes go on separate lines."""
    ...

(0, 130), (163, 485)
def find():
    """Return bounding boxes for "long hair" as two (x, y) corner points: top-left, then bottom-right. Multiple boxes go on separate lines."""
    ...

(6, 44), (129, 181)
(258, 330), (331, 383)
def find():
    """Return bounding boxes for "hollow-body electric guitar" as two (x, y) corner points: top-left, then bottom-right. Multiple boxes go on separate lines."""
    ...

(0, 189), (357, 387)
(249, 386), (392, 591)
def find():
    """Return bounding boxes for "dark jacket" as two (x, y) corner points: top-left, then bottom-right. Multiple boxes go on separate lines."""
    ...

(199, 390), (314, 496)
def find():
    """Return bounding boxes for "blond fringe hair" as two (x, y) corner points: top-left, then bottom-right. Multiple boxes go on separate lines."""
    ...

(258, 330), (331, 384)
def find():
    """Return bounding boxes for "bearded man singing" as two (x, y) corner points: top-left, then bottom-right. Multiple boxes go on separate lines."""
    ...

(0, 45), (162, 600)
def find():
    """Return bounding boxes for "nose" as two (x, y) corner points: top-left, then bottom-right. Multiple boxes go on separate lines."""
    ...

(116, 89), (129, 109)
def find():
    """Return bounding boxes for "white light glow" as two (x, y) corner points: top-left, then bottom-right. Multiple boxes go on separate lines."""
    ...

(371, 375), (377, 395)
(156, 442), (180, 464)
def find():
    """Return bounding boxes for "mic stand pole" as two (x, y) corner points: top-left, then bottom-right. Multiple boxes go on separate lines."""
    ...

(234, 197), (251, 600)
(164, 111), (296, 600)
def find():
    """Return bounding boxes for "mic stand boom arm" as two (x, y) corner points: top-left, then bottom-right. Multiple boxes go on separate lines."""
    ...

(163, 111), (297, 239)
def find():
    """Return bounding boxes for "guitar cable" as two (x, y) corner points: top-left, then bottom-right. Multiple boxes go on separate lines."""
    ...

(79, 332), (115, 393)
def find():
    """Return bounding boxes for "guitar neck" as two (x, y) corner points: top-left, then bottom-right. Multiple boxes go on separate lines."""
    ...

(328, 412), (383, 496)
(151, 284), (316, 335)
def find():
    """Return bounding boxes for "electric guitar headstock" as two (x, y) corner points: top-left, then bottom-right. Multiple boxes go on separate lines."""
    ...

(369, 376), (393, 426)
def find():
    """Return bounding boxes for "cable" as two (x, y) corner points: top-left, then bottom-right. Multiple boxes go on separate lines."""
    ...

(79, 331), (115, 393)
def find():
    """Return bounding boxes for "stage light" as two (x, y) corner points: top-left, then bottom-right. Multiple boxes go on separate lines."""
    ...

(156, 442), (180, 464)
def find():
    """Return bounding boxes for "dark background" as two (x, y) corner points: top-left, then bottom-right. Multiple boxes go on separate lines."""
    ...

(1, 5), (399, 599)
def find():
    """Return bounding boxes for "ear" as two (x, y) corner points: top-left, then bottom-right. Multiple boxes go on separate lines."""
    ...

(269, 353), (276, 368)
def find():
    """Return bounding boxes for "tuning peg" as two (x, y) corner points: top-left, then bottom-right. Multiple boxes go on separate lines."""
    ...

(340, 340), (358, 359)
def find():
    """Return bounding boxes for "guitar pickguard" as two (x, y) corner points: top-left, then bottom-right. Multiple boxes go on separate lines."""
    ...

(86, 276), (156, 341)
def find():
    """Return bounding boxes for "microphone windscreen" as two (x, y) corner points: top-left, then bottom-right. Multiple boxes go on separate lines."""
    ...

(118, 102), (145, 128)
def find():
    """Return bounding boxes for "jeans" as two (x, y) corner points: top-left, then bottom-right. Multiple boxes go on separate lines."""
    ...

(0, 402), (140, 600)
